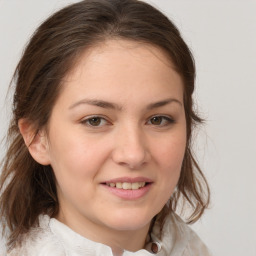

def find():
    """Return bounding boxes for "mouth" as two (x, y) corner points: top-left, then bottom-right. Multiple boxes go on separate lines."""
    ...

(101, 177), (153, 194)
(101, 178), (153, 200)
(105, 181), (148, 190)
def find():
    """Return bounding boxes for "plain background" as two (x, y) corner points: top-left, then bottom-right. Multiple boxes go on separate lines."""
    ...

(0, 0), (256, 255)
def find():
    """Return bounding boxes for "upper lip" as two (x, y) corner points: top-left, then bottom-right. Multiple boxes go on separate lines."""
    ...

(102, 177), (153, 184)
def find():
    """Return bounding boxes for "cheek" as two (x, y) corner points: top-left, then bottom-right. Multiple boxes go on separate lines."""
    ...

(48, 140), (103, 204)
(156, 133), (186, 169)
(154, 132), (186, 195)
(48, 132), (112, 183)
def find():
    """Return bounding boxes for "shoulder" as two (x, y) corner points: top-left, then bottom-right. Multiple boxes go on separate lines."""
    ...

(153, 212), (212, 256)
(173, 214), (211, 256)
(6, 215), (65, 256)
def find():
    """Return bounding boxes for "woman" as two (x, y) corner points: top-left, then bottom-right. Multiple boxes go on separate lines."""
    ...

(0, 0), (211, 255)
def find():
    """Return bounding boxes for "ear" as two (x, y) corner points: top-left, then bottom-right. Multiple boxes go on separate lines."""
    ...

(18, 118), (51, 165)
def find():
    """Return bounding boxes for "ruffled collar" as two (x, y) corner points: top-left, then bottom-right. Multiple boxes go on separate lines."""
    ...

(41, 212), (191, 256)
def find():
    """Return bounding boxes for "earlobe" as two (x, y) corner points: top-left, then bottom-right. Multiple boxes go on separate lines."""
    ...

(18, 118), (51, 165)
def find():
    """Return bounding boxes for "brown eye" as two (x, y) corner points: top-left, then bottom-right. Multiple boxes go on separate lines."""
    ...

(81, 116), (108, 127)
(150, 116), (163, 125)
(148, 116), (174, 126)
(88, 117), (102, 126)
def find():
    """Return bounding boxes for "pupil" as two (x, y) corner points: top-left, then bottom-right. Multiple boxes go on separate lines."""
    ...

(152, 117), (162, 125)
(89, 118), (101, 126)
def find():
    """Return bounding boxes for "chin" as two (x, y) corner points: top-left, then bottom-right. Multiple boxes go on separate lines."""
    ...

(103, 209), (156, 231)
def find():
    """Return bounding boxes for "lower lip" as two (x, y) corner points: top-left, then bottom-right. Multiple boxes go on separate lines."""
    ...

(102, 183), (152, 200)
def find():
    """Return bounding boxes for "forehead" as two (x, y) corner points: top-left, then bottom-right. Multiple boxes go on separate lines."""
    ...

(58, 39), (183, 107)
(65, 39), (178, 79)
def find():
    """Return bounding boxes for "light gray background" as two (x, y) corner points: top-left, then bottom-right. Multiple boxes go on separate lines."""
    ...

(0, 1), (256, 255)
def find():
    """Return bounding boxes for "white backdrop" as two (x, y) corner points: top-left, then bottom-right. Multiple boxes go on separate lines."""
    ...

(0, 1), (256, 255)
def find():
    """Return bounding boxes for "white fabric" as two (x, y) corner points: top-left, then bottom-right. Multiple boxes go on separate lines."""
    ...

(1, 213), (212, 256)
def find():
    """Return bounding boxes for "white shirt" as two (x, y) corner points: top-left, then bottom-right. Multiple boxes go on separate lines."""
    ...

(1, 213), (211, 256)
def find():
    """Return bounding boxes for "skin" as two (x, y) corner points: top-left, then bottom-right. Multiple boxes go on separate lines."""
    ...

(21, 40), (187, 255)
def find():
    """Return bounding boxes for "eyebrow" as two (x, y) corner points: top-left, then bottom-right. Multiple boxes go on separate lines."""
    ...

(69, 98), (182, 111)
(146, 98), (182, 110)
(69, 99), (122, 110)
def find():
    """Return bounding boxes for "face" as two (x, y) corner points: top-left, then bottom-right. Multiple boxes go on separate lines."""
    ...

(43, 40), (186, 241)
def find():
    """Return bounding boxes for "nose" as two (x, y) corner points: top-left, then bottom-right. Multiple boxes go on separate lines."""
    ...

(111, 125), (150, 169)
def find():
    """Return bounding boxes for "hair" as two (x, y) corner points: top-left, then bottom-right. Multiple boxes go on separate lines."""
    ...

(0, 0), (210, 248)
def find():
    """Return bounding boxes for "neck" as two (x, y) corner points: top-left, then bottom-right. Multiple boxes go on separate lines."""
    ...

(108, 226), (150, 255)
(108, 228), (149, 256)
(57, 209), (151, 254)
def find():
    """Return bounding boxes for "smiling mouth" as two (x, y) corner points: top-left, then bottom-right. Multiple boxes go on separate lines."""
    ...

(105, 182), (147, 190)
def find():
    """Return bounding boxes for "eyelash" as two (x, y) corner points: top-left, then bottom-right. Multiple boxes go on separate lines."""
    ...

(146, 115), (175, 126)
(80, 116), (110, 127)
(80, 115), (175, 128)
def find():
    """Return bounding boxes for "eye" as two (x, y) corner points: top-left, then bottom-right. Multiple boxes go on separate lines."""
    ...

(81, 116), (109, 127)
(147, 115), (174, 126)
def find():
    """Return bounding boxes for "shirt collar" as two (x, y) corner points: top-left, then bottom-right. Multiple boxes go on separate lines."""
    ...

(43, 212), (189, 256)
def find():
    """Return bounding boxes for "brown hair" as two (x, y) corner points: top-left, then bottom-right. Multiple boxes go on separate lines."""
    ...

(0, 0), (210, 247)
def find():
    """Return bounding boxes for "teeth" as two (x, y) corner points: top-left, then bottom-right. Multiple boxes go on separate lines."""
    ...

(123, 182), (132, 189)
(131, 182), (139, 190)
(106, 182), (147, 190)
(116, 182), (122, 189)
